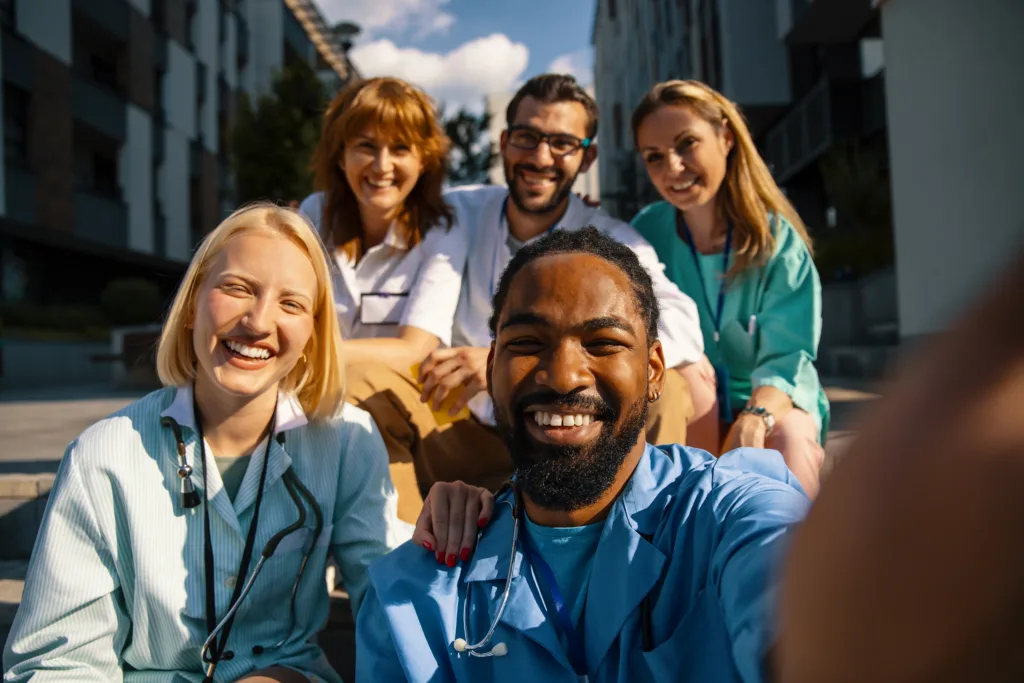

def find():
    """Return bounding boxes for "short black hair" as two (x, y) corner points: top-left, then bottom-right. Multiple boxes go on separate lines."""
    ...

(489, 227), (660, 344)
(506, 74), (599, 139)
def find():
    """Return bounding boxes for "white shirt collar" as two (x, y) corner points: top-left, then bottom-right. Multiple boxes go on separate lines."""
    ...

(160, 384), (309, 435)
(335, 222), (410, 267)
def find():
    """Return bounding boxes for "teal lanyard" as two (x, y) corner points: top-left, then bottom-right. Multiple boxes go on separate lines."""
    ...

(676, 211), (735, 421)
(676, 212), (733, 343)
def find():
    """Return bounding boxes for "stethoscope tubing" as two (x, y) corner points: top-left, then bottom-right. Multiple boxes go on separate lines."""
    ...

(162, 415), (325, 678)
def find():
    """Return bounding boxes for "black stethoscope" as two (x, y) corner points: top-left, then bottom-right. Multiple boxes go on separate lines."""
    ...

(161, 397), (324, 682)
(453, 483), (658, 668)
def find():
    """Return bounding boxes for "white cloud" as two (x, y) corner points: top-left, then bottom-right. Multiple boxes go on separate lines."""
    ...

(547, 48), (594, 87)
(316, 0), (455, 40)
(350, 34), (530, 112)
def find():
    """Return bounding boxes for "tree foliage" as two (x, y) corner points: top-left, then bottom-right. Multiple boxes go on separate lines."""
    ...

(441, 103), (496, 186)
(231, 60), (329, 204)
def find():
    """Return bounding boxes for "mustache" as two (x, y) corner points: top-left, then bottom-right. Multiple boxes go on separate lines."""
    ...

(514, 163), (564, 181)
(515, 390), (615, 420)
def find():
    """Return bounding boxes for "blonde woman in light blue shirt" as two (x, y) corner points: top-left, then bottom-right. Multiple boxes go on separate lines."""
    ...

(2, 204), (492, 683)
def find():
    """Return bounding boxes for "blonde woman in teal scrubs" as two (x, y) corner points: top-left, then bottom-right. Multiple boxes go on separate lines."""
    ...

(630, 80), (829, 497)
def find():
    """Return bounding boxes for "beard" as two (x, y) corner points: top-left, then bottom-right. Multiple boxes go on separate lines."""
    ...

(495, 389), (648, 512)
(504, 160), (579, 215)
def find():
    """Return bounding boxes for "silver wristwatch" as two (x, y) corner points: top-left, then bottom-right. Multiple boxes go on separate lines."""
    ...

(741, 405), (775, 436)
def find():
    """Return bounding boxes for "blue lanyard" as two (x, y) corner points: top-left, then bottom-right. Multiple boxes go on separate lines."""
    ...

(520, 528), (587, 676)
(676, 212), (732, 344)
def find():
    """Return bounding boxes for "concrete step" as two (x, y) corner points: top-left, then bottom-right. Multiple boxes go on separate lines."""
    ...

(0, 474), (54, 561)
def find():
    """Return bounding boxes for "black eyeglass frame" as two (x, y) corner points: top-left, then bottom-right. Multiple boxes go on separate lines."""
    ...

(506, 125), (593, 157)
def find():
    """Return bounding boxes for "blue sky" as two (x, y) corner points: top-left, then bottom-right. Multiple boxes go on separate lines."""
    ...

(316, 0), (597, 110)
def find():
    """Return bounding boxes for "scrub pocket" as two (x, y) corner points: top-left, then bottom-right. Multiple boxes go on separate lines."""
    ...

(359, 292), (409, 325)
(719, 318), (756, 380)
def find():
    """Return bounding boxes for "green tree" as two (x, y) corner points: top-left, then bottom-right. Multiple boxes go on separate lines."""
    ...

(441, 103), (496, 185)
(231, 60), (329, 204)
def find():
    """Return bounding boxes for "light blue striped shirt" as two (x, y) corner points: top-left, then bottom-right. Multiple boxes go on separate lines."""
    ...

(3, 385), (411, 682)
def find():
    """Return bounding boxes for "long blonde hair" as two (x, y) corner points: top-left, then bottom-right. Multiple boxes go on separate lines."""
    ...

(156, 202), (346, 420)
(632, 80), (812, 277)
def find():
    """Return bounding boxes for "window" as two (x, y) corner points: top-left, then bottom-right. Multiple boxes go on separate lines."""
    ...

(612, 103), (623, 148)
(0, 0), (14, 29)
(91, 54), (119, 89)
(218, 0), (227, 43)
(93, 154), (119, 197)
(4, 86), (30, 166)
(185, 1), (197, 50)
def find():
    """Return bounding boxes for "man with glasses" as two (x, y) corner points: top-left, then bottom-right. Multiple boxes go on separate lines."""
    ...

(346, 76), (703, 538)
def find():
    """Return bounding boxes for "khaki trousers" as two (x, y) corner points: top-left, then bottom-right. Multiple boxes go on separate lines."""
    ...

(345, 362), (693, 523)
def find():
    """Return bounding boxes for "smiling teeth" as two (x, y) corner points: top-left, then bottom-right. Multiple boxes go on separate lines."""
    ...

(534, 412), (593, 427)
(225, 340), (270, 360)
(367, 179), (394, 188)
(671, 178), (697, 191)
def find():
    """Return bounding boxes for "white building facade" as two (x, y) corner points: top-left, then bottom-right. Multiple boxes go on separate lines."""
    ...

(591, 0), (1023, 346)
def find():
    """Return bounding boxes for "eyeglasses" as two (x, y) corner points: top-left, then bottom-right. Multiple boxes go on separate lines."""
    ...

(507, 126), (592, 157)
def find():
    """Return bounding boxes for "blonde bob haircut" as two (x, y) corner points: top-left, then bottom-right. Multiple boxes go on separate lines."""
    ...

(156, 202), (346, 420)
(631, 80), (812, 278)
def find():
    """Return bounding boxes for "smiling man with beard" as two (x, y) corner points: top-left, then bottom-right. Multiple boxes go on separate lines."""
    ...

(355, 228), (809, 683)
(346, 75), (705, 524)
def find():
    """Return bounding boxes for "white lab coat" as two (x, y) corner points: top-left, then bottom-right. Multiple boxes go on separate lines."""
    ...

(3, 385), (409, 682)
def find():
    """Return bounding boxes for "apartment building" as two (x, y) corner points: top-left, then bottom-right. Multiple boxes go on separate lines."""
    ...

(0, 0), (357, 310)
(592, 0), (1023, 343)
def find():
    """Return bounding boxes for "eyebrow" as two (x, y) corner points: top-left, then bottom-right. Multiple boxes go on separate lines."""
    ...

(221, 272), (314, 302)
(640, 129), (697, 152)
(500, 312), (636, 336)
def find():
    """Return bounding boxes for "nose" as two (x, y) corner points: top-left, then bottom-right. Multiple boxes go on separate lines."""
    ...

(241, 295), (274, 335)
(528, 140), (555, 167)
(534, 341), (594, 395)
(668, 150), (686, 175)
(373, 147), (394, 173)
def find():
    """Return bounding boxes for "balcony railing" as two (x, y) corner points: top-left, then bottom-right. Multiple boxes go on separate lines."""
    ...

(72, 0), (129, 41)
(4, 166), (37, 226)
(763, 77), (866, 183)
(74, 191), (128, 248)
(72, 76), (127, 141)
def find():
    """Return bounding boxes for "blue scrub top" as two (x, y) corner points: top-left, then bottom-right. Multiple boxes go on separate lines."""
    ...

(355, 444), (809, 682)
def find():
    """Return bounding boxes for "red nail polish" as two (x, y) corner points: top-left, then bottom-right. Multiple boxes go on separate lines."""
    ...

(477, 517), (488, 528)
(460, 548), (470, 562)
(446, 554), (457, 568)
(436, 551), (444, 564)
(422, 541), (433, 551)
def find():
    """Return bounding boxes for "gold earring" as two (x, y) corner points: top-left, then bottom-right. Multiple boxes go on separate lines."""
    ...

(648, 391), (661, 403)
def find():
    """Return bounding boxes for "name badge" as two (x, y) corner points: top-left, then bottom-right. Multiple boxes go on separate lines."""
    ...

(359, 292), (409, 325)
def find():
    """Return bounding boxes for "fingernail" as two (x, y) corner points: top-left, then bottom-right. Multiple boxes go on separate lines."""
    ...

(422, 541), (433, 551)
(460, 548), (470, 562)
(446, 554), (457, 568)
(436, 551), (444, 564)
(477, 517), (488, 528)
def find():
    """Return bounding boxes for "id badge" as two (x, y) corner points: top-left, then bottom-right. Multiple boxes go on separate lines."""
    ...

(713, 363), (733, 423)
(359, 292), (409, 325)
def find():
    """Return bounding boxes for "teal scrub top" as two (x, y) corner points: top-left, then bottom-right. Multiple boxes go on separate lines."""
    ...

(631, 201), (830, 442)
